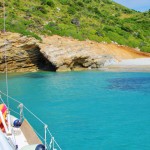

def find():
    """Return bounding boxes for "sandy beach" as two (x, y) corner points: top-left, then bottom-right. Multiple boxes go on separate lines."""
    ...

(103, 58), (150, 72)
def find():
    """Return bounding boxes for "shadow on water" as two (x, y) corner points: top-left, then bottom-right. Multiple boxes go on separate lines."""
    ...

(22, 73), (49, 79)
(107, 77), (150, 92)
(0, 73), (47, 80)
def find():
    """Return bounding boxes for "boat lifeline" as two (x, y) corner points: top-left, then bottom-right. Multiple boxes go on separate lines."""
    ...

(0, 0), (62, 149)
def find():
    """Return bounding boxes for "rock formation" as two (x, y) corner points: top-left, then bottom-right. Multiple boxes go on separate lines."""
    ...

(0, 32), (150, 72)
(39, 35), (150, 71)
(0, 32), (52, 72)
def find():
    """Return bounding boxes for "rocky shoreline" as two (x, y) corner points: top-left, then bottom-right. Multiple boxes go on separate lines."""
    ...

(0, 32), (150, 73)
(0, 32), (53, 72)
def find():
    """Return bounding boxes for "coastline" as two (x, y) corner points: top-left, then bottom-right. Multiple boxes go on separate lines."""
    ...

(102, 58), (150, 72)
(1, 33), (150, 73)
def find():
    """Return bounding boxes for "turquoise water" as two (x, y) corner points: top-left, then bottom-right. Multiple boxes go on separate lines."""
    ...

(0, 71), (150, 150)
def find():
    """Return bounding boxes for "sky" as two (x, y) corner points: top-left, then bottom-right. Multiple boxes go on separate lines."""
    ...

(113, 0), (150, 12)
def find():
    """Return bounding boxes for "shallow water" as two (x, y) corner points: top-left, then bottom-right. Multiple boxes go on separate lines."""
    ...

(0, 71), (150, 150)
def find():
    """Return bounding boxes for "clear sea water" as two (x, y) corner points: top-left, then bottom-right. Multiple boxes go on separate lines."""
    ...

(0, 71), (150, 150)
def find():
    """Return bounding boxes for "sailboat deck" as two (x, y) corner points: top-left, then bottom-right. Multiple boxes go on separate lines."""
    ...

(20, 119), (42, 145)
(11, 126), (28, 149)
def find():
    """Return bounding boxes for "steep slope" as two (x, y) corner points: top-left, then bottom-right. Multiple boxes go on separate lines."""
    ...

(0, 0), (149, 52)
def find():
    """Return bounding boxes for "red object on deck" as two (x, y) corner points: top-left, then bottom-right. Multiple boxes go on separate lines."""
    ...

(0, 104), (7, 132)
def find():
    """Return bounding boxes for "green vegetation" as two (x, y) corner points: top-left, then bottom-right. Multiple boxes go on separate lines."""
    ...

(0, 0), (149, 52)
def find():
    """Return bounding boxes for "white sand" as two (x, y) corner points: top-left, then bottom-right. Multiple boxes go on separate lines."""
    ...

(114, 58), (150, 66)
(103, 58), (150, 72)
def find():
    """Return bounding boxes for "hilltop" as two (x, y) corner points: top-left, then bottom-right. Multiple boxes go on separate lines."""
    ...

(0, 0), (149, 52)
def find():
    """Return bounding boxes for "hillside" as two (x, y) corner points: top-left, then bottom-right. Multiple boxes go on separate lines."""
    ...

(0, 0), (150, 52)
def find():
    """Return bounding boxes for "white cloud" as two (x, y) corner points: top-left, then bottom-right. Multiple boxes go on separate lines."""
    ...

(113, 0), (150, 11)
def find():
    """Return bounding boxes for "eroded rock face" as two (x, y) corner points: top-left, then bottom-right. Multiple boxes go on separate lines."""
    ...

(1, 33), (149, 73)
(39, 36), (116, 71)
(0, 32), (52, 72)
(41, 47), (113, 71)
(39, 35), (150, 72)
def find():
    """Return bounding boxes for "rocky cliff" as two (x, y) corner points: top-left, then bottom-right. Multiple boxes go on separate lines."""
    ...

(39, 35), (150, 71)
(0, 32), (150, 73)
(0, 32), (52, 72)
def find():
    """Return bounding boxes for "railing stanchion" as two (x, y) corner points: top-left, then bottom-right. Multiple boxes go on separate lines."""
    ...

(18, 103), (23, 123)
(45, 124), (48, 150)
(52, 137), (55, 150)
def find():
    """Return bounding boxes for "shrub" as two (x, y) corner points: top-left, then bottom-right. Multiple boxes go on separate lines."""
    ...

(103, 26), (114, 32)
(77, 1), (84, 7)
(121, 23), (133, 32)
(95, 31), (104, 37)
(83, 0), (92, 3)
(60, 0), (68, 5)
(45, 22), (60, 33)
(47, 0), (55, 7)
(106, 31), (127, 45)
(48, 22), (58, 27)
(41, 0), (55, 7)
(67, 7), (76, 15)
(13, 1), (20, 7)
(115, 13), (121, 17)
(88, 6), (101, 16)
(127, 36), (141, 48)
(36, 6), (47, 14)
(93, 7), (101, 15)
(122, 8), (133, 14)
(0, 2), (3, 7)
(141, 46), (150, 52)
(41, 0), (47, 5)
(20, 30), (42, 41)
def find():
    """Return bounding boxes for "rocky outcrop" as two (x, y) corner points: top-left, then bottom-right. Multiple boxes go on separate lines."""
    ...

(39, 35), (150, 71)
(40, 44), (114, 71)
(39, 36), (115, 72)
(0, 33), (150, 72)
(0, 32), (53, 72)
